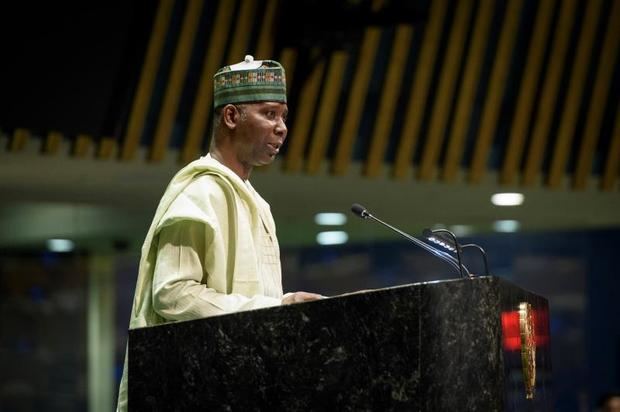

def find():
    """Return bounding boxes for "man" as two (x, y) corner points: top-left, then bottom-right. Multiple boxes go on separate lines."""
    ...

(116, 55), (322, 410)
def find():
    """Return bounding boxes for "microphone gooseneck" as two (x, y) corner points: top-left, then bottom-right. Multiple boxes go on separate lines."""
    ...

(350, 203), (470, 278)
(422, 228), (466, 278)
(461, 243), (490, 276)
(423, 228), (490, 277)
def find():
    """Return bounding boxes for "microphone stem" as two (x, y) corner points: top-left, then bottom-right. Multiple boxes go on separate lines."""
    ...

(366, 214), (470, 277)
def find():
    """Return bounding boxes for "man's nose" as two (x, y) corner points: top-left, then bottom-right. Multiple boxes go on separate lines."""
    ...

(275, 117), (287, 138)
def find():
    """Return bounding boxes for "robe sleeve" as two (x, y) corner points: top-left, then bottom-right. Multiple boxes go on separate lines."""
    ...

(152, 220), (281, 320)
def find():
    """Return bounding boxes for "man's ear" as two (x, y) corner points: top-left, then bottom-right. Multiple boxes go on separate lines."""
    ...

(222, 104), (240, 130)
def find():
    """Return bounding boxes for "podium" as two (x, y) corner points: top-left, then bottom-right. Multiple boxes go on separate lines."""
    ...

(128, 276), (552, 410)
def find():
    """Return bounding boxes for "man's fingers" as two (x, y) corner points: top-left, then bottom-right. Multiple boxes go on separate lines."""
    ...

(281, 291), (324, 305)
(294, 292), (324, 302)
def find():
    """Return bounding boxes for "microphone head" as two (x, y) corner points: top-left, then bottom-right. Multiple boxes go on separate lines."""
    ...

(351, 203), (369, 218)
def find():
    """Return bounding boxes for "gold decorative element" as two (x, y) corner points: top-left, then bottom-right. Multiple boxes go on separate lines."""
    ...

(519, 302), (536, 399)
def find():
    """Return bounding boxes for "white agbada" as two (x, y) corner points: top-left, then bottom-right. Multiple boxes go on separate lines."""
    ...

(116, 154), (283, 411)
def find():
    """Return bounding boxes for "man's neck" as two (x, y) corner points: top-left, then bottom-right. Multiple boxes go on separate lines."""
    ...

(209, 148), (252, 180)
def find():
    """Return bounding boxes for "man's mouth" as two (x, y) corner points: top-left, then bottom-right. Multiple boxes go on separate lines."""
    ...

(268, 142), (281, 153)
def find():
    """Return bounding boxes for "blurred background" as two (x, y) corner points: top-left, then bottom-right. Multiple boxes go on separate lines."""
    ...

(1, 0), (619, 410)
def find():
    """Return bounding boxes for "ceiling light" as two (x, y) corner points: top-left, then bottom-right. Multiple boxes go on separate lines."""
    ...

(47, 238), (75, 253)
(314, 212), (347, 225)
(491, 192), (524, 206)
(493, 220), (520, 233)
(316, 231), (348, 245)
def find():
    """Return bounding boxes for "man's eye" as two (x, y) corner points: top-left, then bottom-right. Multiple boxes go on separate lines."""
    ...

(266, 111), (276, 119)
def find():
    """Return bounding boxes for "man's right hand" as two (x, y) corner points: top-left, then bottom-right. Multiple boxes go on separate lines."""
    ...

(281, 291), (324, 305)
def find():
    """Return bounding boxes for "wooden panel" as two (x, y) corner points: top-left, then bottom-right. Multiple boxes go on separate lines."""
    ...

(393, 0), (448, 179)
(10, 128), (29, 151)
(500, 0), (556, 185)
(601, 105), (620, 192)
(121, 0), (173, 161)
(575, 0), (620, 189)
(226, 0), (257, 62)
(44, 131), (63, 155)
(364, 25), (413, 178)
(255, 0), (277, 59)
(522, 0), (578, 186)
(371, 0), (386, 11)
(469, 0), (523, 184)
(601, 104), (620, 191)
(279, 48), (298, 90)
(548, 0), (603, 188)
(150, 0), (203, 162)
(418, 0), (473, 181)
(181, 0), (235, 164)
(332, 27), (382, 175)
(307, 53), (348, 174)
(97, 137), (117, 160)
(73, 134), (92, 158)
(284, 58), (325, 173)
(442, 0), (494, 182)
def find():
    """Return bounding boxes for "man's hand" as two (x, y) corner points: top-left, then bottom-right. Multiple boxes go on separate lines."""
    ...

(281, 291), (324, 305)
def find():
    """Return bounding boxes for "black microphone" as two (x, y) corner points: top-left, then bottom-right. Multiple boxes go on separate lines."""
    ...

(351, 203), (369, 218)
(350, 203), (469, 278)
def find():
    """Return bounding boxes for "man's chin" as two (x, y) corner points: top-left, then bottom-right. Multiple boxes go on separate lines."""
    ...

(256, 155), (277, 166)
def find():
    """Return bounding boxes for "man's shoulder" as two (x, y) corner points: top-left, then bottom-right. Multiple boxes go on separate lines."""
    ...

(159, 174), (229, 229)
(179, 173), (232, 202)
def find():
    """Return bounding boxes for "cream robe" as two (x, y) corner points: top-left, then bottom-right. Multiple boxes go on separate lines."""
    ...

(117, 154), (283, 411)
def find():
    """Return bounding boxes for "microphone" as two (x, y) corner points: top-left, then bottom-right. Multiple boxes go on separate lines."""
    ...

(351, 203), (469, 278)
(351, 203), (370, 218)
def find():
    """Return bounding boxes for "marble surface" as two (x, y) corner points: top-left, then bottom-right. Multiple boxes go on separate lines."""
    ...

(128, 276), (552, 411)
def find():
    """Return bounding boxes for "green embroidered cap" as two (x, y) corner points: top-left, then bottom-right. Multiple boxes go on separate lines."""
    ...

(213, 55), (287, 108)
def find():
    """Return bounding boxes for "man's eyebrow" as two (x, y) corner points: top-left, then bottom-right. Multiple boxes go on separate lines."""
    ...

(263, 101), (285, 107)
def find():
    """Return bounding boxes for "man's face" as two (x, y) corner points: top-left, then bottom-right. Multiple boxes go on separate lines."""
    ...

(233, 101), (288, 167)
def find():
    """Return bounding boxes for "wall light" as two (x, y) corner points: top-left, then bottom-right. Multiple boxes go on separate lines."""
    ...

(491, 192), (524, 206)
(493, 220), (520, 233)
(316, 231), (348, 245)
(314, 213), (347, 226)
(47, 238), (75, 252)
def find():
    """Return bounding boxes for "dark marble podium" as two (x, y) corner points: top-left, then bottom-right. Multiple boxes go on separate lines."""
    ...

(128, 276), (553, 411)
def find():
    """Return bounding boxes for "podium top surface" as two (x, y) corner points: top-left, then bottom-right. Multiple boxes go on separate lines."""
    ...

(129, 275), (544, 332)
